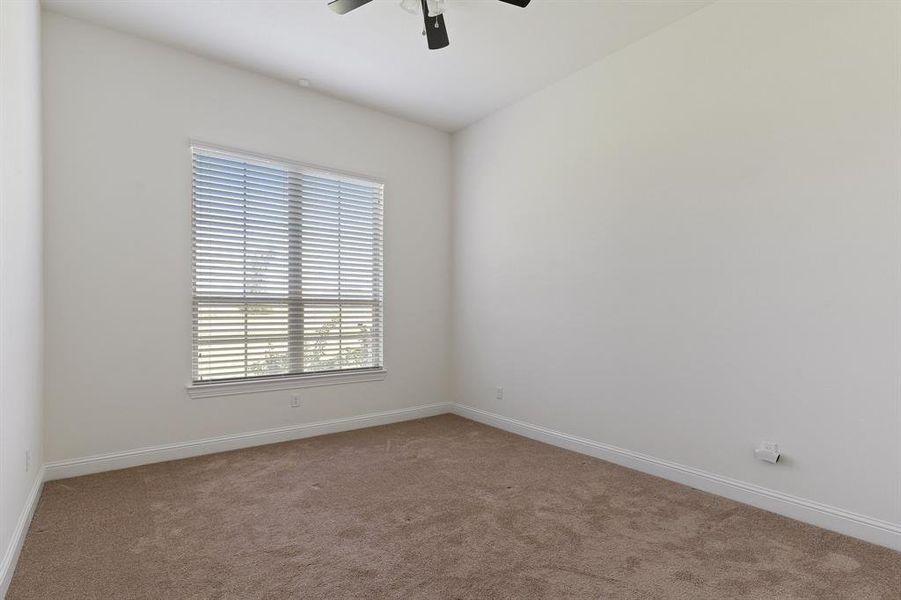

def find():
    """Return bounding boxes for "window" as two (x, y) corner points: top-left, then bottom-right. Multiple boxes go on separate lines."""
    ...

(191, 145), (384, 386)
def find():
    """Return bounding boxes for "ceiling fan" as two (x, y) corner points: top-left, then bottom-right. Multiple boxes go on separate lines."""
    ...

(328, 0), (532, 50)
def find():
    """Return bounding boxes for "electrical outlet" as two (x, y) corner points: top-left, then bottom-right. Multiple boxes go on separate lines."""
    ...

(290, 394), (301, 408)
(754, 441), (781, 464)
(25, 450), (31, 472)
(496, 386), (504, 400)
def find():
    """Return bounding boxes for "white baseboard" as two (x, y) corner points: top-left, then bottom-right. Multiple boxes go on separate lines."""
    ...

(451, 404), (901, 552)
(35, 401), (901, 554)
(0, 467), (45, 599)
(44, 403), (452, 481)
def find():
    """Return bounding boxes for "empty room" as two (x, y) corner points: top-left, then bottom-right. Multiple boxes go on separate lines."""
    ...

(1, 0), (899, 597)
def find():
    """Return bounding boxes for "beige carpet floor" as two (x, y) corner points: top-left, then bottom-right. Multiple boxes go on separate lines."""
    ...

(8, 415), (900, 599)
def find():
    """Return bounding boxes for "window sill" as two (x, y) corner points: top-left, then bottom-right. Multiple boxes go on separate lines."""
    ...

(186, 369), (388, 399)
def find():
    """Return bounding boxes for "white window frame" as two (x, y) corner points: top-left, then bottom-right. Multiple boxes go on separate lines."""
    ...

(186, 142), (386, 398)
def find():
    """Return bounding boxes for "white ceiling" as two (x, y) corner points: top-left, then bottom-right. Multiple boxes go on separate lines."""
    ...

(42, 0), (712, 131)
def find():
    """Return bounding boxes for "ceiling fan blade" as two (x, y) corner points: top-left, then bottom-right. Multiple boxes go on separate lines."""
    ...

(497, 0), (531, 6)
(420, 0), (449, 50)
(328, 0), (374, 15)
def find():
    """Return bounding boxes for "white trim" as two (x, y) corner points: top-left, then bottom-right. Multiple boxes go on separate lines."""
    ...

(186, 369), (388, 399)
(0, 467), (45, 598)
(33, 403), (901, 553)
(451, 404), (901, 551)
(44, 403), (448, 481)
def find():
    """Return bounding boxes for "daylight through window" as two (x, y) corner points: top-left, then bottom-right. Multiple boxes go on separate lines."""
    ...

(191, 146), (384, 383)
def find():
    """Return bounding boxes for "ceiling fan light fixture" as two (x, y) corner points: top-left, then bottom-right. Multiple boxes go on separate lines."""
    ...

(399, 0), (420, 15)
(425, 0), (446, 17)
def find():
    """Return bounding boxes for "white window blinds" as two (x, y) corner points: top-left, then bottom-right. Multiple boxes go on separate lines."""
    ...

(191, 145), (384, 383)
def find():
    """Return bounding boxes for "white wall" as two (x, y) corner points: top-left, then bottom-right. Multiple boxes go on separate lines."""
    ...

(39, 0), (901, 551)
(0, 0), (44, 591)
(42, 12), (451, 464)
(453, 0), (901, 530)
